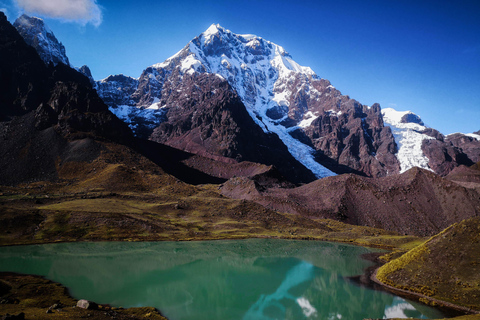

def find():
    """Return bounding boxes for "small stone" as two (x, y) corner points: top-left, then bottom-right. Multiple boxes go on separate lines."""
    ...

(76, 299), (98, 310)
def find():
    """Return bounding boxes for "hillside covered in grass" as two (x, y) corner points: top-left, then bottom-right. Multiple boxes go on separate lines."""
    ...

(376, 217), (480, 313)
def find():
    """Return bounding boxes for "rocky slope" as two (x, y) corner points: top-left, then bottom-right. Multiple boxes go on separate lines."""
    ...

(0, 12), (132, 185)
(148, 72), (317, 183)
(221, 166), (480, 237)
(13, 14), (69, 66)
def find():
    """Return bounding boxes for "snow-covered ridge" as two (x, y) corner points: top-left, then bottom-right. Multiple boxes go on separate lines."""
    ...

(13, 14), (70, 66)
(382, 108), (434, 173)
(447, 132), (480, 141)
(142, 23), (334, 178)
(109, 104), (166, 137)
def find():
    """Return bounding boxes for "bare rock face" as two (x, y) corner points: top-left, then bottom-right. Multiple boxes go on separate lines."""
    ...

(13, 14), (69, 66)
(150, 73), (317, 184)
(445, 133), (480, 164)
(96, 74), (139, 107)
(77, 65), (95, 87)
(400, 112), (424, 125)
(0, 12), (133, 185)
(282, 76), (400, 177)
(421, 132), (480, 176)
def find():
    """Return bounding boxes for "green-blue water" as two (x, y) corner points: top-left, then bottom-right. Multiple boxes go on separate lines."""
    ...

(0, 239), (443, 320)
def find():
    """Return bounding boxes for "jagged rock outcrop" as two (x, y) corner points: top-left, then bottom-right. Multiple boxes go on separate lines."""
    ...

(421, 132), (480, 176)
(96, 74), (139, 107)
(13, 14), (69, 66)
(77, 65), (95, 87)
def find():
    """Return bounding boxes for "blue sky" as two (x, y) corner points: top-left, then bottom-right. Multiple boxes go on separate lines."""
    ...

(2, 0), (479, 135)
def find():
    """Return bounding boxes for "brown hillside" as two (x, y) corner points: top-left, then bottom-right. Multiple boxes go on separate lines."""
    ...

(221, 167), (480, 236)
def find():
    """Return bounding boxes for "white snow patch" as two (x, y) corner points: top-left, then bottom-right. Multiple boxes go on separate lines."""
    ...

(109, 105), (132, 120)
(299, 111), (318, 128)
(239, 33), (257, 41)
(382, 108), (434, 173)
(272, 91), (290, 107)
(203, 23), (221, 39)
(296, 297), (317, 318)
(326, 109), (342, 116)
(147, 101), (161, 110)
(382, 107), (417, 126)
(466, 133), (480, 140)
(180, 54), (203, 74)
(446, 132), (480, 140)
(109, 105), (166, 131)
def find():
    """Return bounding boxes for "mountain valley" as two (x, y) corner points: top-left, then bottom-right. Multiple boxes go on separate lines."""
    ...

(1, 12), (480, 320)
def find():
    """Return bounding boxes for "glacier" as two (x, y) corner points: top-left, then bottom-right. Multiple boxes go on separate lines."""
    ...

(381, 108), (434, 173)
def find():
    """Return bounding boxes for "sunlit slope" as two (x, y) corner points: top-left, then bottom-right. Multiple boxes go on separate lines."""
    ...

(377, 217), (480, 312)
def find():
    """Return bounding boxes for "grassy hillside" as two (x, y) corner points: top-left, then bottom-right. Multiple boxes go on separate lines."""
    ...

(376, 217), (480, 312)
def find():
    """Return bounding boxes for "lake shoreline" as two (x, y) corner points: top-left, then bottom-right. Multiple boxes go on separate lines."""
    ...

(370, 268), (480, 318)
(0, 271), (168, 320)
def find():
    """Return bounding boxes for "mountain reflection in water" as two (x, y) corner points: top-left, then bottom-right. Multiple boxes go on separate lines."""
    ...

(243, 261), (316, 319)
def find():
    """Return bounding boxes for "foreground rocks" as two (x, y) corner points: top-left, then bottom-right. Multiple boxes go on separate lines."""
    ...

(76, 299), (98, 310)
(0, 273), (167, 320)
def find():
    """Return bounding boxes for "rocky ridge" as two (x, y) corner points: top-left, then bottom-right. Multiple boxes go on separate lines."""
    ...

(13, 14), (69, 66)
(221, 166), (480, 237)
(0, 12), (132, 185)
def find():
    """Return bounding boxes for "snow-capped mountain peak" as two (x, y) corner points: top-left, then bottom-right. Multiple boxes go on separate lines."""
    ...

(13, 14), (70, 66)
(184, 24), (332, 177)
(202, 23), (224, 42)
(104, 24), (403, 179)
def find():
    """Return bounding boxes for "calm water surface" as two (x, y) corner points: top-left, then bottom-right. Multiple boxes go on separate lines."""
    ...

(0, 239), (443, 320)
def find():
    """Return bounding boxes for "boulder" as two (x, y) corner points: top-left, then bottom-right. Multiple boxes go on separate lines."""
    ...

(76, 299), (98, 310)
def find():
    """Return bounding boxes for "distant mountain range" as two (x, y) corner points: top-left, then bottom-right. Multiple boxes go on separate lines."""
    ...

(10, 15), (480, 182)
(93, 23), (480, 179)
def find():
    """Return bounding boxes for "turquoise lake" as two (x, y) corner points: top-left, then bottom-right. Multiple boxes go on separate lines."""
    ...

(0, 239), (444, 320)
